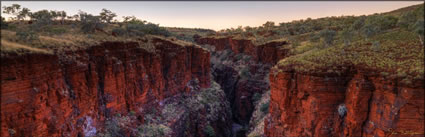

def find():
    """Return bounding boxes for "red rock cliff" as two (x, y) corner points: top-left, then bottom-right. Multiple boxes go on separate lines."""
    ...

(265, 69), (424, 137)
(195, 37), (288, 64)
(1, 38), (210, 137)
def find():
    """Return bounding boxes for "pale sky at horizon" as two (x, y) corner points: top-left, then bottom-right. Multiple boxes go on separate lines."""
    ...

(1, 1), (423, 30)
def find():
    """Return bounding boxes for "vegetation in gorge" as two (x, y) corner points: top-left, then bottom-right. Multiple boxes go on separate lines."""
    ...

(246, 90), (270, 137)
(97, 81), (231, 137)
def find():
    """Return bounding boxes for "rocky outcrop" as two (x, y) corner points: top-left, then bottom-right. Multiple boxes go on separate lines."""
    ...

(265, 69), (424, 137)
(1, 38), (211, 137)
(195, 37), (289, 64)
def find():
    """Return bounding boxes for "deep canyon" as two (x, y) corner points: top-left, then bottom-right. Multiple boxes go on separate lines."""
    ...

(1, 35), (424, 137)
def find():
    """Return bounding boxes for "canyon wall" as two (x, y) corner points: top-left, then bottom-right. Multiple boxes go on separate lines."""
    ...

(195, 36), (289, 65)
(1, 38), (211, 137)
(265, 69), (424, 137)
(196, 36), (289, 136)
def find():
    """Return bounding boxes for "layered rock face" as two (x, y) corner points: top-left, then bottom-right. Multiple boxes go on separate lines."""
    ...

(196, 37), (289, 64)
(265, 69), (424, 137)
(1, 38), (211, 137)
(196, 37), (288, 136)
(97, 80), (233, 137)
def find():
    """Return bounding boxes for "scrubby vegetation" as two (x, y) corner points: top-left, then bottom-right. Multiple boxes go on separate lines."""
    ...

(96, 81), (231, 137)
(204, 125), (216, 137)
(274, 4), (424, 85)
(1, 4), (209, 57)
(246, 90), (270, 137)
(209, 3), (424, 85)
(166, 27), (215, 42)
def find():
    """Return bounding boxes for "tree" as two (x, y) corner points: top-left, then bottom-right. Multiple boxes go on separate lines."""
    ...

(49, 10), (59, 21)
(235, 26), (243, 33)
(320, 29), (336, 46)
(30, 10), (54, 26)
(76, 11), (105, 33)
(57, 11), (67, 24)
(244, 26), (253, 32)
(17, 8), (30, 21)
(80, 14), (104, 33)
(100, 8), (116, 23)
(72, 14), (80, 21)
(263, 21), (275, 31)
(123, 16), (146, 24)
(414, 19), (424, 44)
(123, 16), (133, 22)
(2, 4), (21, 20)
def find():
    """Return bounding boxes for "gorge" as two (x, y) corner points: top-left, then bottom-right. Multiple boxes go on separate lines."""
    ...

(1, 3), (424, 137)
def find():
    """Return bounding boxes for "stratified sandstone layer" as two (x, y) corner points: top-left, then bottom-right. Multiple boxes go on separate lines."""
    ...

(265, 69), (424, 137)
(1, 38), (210, 137)
(195, 36), (289, 65)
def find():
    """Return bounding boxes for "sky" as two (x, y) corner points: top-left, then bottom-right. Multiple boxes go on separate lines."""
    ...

(1, 1), (423, 30)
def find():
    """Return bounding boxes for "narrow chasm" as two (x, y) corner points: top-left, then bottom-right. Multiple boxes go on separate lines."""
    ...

(200, 44), (272, 137)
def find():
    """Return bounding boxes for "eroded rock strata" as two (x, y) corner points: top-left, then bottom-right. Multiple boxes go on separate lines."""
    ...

(196, 36), (289, 65)
(1, 38), (213, 137)
(265, 69), (424, 137)
(2, 34), (423, 137)
(196, 36), (289, 136)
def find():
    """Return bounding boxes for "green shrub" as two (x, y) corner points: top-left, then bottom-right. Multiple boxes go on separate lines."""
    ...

(112, 28), (127, 36)
(8, 129), (16, 136)
(46, 27), (67, 35)
(6, 24), (17, 30)
(100, 118), (122, 137)
(239, 67), (251, 79)
(413, 19), (424, 44)
(16, 30), (39, 42)
(309, 33), (320, 42)
(351, 16), (366, 30)
(320, 29), (336, 46)
(260, 102), (269, 113)
(1, 17), (8, 29)
(372, 41), (380, 52)
(126, 23), (170, 37)
(129, 111), (136, 116)
(252, 93), (262, 103)
(398, 11), (417, 30)
(361, 24), (379, 40)
(204, 125), (216, 137)
(138, 123), (171, 137)
(341, 28), (353, 46)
